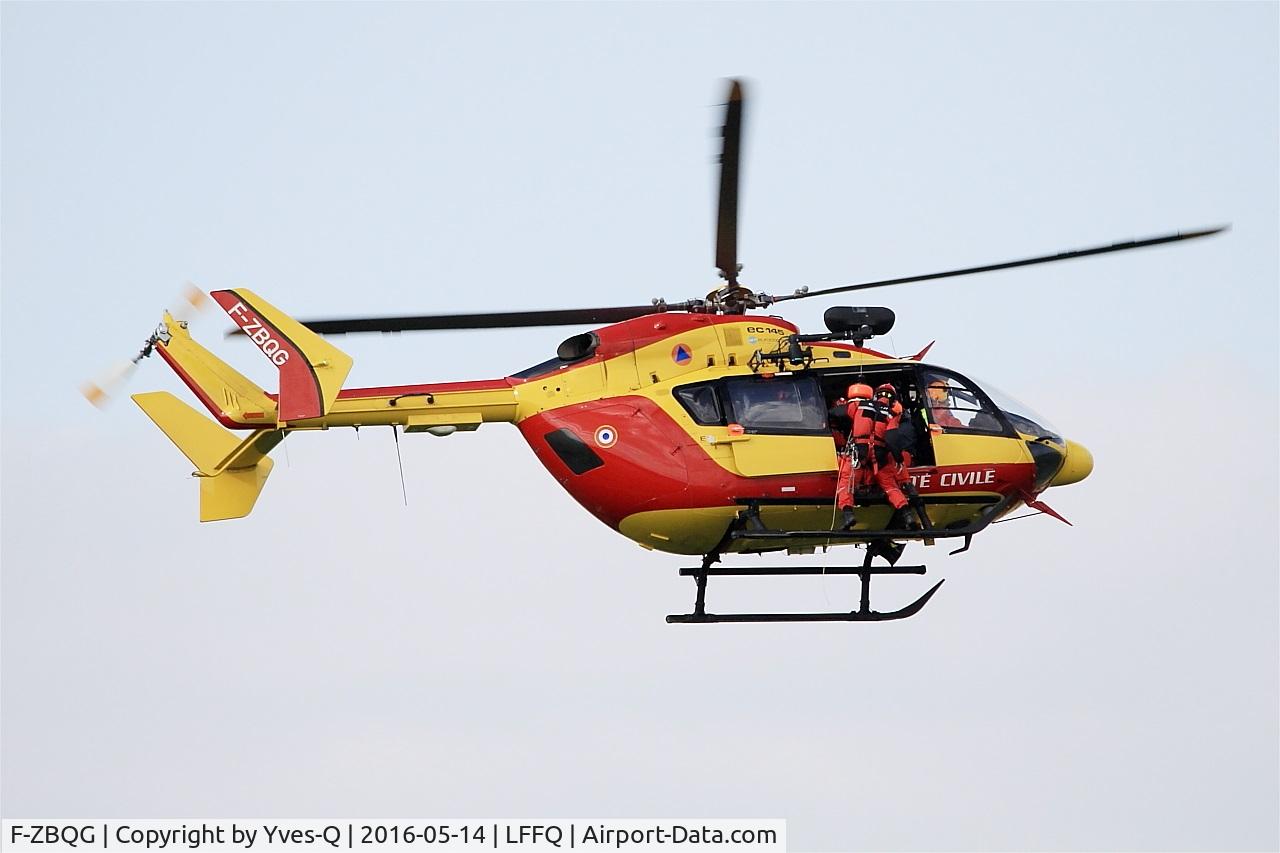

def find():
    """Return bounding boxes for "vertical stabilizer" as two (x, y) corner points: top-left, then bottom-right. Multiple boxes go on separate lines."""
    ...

(211, 288), (353, 422)
(152, 313), (278, 427)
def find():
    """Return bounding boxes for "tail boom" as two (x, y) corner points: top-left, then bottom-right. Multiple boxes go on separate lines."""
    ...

(136, 289), (518, 522)
(315, 379), (519, 431)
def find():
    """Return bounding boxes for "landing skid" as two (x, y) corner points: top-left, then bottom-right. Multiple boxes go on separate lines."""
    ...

(666, 551), (944, 624)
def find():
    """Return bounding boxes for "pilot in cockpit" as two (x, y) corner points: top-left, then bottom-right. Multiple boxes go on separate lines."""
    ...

(926, 377), (963, 430)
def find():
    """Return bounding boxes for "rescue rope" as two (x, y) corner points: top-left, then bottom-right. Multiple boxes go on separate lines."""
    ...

(819, 430), (859, 610)
(819, 475), (839, 610)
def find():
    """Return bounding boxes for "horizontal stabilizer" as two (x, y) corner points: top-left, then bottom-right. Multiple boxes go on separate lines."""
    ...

(133, 391), (239, 475)
(132, 391), (284, 521)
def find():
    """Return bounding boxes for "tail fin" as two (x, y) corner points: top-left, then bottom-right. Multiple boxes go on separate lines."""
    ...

(153, 312), (278, 427)
(133, 391), (284, 521)
(211, 288), (352, 423)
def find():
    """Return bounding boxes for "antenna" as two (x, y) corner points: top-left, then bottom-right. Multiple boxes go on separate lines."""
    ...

(391, 425), (408, 506)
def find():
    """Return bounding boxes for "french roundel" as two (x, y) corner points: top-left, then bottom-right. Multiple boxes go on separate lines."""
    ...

(671, 343), (693, 365)
(594, 425), (618, 448)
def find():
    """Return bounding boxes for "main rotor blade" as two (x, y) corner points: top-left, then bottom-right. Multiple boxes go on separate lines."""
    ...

(772, 226), (1229, 303)
(715, 79), (745, 286)
(245, 305), (665, 336)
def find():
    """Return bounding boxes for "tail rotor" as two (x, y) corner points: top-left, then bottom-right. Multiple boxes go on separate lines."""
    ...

(80, 283), (211, 408)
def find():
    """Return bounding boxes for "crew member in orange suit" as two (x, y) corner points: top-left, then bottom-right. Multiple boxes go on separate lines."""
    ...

(832, 383), (912, 530)
(868, 383), (916, 528)
(874, 383), (911, 470)
(831, 383), (872, 530)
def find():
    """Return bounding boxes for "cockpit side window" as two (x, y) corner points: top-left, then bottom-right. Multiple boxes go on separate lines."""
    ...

(673, 382), (725, 426)
(724, 376), (829, 435)
(922, 369), (1007, 435)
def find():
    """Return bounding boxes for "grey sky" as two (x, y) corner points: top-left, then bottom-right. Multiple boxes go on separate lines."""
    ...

(3, 3), (1277, 850)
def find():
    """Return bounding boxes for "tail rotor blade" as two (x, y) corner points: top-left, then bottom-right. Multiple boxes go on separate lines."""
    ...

(80, 360), (138, 409)
(171, 281), (211, 323)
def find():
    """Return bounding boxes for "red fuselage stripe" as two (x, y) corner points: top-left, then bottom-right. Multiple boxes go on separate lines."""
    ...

(336, 378), (514, 399)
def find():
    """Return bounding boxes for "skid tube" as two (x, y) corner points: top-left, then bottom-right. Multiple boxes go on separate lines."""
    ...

(666, 550), (945, 624)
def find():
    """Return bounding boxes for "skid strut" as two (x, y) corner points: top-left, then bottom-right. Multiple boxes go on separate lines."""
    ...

(667, 550), (944, 624)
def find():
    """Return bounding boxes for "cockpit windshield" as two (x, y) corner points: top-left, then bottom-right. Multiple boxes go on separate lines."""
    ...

(967, 374), (1062, 444)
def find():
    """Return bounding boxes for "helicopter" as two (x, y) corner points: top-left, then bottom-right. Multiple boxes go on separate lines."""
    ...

(109, 80), (1224, 623)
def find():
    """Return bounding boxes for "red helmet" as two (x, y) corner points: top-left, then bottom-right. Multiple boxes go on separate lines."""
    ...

(846, 383), (874, 400)
(874, 382), (898, 401)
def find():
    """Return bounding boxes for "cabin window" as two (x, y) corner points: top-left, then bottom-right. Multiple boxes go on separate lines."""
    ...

(965, 374), (1063, 443)
(922, 369), (1007, 434)
(724, 376), (829, 435)
(674, 383), (724, 425)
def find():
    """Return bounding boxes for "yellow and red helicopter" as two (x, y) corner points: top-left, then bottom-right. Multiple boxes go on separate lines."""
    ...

(101, 81), (1223, 623)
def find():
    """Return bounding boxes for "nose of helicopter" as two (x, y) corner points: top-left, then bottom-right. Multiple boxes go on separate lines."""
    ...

(1049, 439), (1094, 487)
